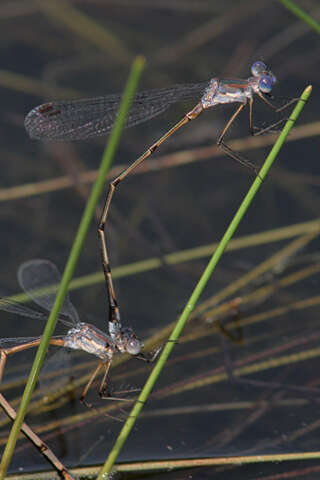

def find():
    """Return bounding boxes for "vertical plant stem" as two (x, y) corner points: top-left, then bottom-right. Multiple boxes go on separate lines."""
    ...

(278, 0), (320, 34)
(98, 85), (312, 478)
(0, 55), (146, 479)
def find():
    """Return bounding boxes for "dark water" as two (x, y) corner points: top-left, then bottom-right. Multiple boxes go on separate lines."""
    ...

(0, 1), (319, 478)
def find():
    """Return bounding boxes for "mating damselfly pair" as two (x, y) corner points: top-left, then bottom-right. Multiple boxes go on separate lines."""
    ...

(2, 60), (295, 403)
(0, 60), (296, 478)
(23, 60), (295, 347)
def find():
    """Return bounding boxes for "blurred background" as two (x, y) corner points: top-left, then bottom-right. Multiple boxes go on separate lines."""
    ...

(0, 0), (319, 478)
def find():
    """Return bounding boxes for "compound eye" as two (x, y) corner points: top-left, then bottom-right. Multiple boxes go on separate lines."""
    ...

(259, 75), (273, 93)
(251, 61), (267, 77)
(126, 337), (141, 355)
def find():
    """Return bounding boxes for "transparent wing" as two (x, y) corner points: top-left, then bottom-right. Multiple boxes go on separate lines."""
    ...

(0, 288), (74, 328)
(0, 336), (41, 348)
(0, 290), (50, 321)
(39, 348), (73, 395)
(24, 82), (208, 141)
(0, 335), (63, 348)
(17, 259), (79, 326)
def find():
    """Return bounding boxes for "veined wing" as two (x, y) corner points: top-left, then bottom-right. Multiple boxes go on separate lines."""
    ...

(17, 259), (79, 326)
(25, 82), (208, 141)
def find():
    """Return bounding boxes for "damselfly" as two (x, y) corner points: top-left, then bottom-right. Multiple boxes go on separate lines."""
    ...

(0, 259), (159, 403)
(24, 61), (295, 357)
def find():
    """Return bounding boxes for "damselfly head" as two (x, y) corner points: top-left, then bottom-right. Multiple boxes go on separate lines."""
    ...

(258, 75), (275, 93)
(126, 336), (142, 355)
(119, 327), (143, 355)
(251, 61), (268, 77)
(251, 61), (276, 94)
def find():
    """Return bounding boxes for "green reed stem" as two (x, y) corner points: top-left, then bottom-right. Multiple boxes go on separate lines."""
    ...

(0, 55), (146, 479)
(278, 0), (320, 34)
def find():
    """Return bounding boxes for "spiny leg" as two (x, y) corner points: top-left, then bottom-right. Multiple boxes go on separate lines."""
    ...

(216, 103), (259, 174)
(257, 92), (299, 112)
(252, 117), (289, 136)
(216, 94), (297, 173)
(252, 93), (300, 136)
(99, 362), (138, 402)
(134, 344), (162, 363)
(80, 360), (128, 421)
(80, 360), (105, 407)
(218, 142), (259, 174)
(98, 358), (116, 399)
(98, 103), (203, 325)
(218, 103), (246, 143)
(99, 360), (141, 422)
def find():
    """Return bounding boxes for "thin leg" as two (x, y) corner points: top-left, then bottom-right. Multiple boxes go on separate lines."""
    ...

(219, 142), (259, 173)
(134, 345), (162, 363)
(252, 117), (288, 136)
(250, 93), (300, 137)
(257, 92), (298, 112)
(98, 103), (203, 325)
(80, 360), (129, 421)
(99, 360), (135, 401)
(99, 359), (112, 398)
(217, 94), (298, 171)
(0, 337), (65, 383)
(80, 360), (105, 406)
(216, 103), (259, 173)
(217, 104), (246, 144)
(249, 97), (254, 135)
(0, 393), (74, 479)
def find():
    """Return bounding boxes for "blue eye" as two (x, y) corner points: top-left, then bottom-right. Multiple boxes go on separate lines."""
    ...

(259, 75), (273, 93)
(251, 61), (267, 77)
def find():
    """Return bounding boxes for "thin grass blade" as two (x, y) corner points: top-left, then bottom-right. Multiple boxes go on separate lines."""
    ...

(0, 55), (146, 478)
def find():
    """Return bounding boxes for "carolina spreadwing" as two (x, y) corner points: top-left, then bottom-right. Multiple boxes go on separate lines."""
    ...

(0, 259), (159, 402)
(0, 259), (160, 478)
(24, 61), (296, 364)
